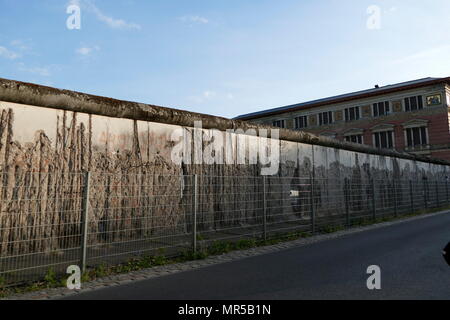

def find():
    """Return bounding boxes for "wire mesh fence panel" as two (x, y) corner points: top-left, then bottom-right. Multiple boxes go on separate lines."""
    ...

(438, 181), (450, 206)
(265, 176), (312, 238)
(412, 180), (427, 211)
(1, 171), (450, 286)
(86, 174), (195, 266)
(346, 179), (373, 224)
(432, 180), (449, 208)
(395, 180), (414, 215)
(196, 175), (265, 247)
(313, 177), (347, 230)
(0, 172), (85, 285)
(374, 179), (397, 219)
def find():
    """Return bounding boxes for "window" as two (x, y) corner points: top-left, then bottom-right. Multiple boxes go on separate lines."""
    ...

(426, 94), (442, 106)
(272, 120), (285, 128)
(345, 135), (363, 144)
(405, 96), (423, 111)
(373, 101), (390, 117)
(318, 111), (333, 126)
(373, 131), (394, 149)
(403, 120), (429, 149)
(405, 127), (428, 147)
(294, 116), (308, 129)
(345, 107), (360, 122)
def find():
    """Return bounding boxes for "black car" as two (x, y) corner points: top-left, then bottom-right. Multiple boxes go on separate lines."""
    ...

(443, 242), (450, 266)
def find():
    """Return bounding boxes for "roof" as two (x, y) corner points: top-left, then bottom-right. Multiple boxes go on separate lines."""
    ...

(234, 76), (450, 120)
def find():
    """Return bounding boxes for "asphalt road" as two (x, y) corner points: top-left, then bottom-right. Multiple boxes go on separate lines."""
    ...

(65, 213), (450, 300)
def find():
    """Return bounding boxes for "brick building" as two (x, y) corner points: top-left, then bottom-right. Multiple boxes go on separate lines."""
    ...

(235, 77), (450, 161)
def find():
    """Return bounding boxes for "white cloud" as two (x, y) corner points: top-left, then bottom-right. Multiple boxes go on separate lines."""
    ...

(92, 6), (141, 30)
(67, 0), (141, 30)
(76, 45), (100, 56)
(77, 47), (92, 55)
(387, 7), (397, 13)
(203, 91), (216, 98)
(179, 15), (209, 25)
(188, 90), (216, 104)
(0, 46), (20, 60)
(68, 0), (80, 6)
(17, 63), (50, 77)
(392, 45), (450, 65)
(85, 0), (141, 30)
(10, 40), (30, 51)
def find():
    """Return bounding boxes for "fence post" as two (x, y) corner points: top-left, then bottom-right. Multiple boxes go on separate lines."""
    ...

(371, 178), (376, 221)
(344, 178), (350, 227)
(423, 179), (428, 209)
(262, 176), (267, 241)
(446, 179), (449, 204)
(435, 180), (439, 207)
(80, 171), (91, 274)
(310, 174), (315, 235)
(393, 179), (398, 217)
(409, 180), (414, 214)
(192, 174), (198, 254)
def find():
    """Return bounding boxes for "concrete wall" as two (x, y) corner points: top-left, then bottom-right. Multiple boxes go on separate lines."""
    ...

(0, 78), (449, 255)
(0, 99), (447, 181)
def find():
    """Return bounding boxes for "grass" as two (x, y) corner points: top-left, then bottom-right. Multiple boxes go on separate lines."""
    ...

(1, 205), (448, 298)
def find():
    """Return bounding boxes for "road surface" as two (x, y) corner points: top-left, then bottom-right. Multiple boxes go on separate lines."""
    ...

(64, 213), (450, 300)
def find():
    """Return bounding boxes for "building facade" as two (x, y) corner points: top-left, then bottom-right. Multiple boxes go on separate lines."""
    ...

(235, 77), (450, 161)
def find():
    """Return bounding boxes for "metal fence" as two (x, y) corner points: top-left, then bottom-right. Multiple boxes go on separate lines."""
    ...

(1, 172), (449, 286)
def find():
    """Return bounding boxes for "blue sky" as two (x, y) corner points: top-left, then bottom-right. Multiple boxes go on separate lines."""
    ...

(0, 0), (449, 118)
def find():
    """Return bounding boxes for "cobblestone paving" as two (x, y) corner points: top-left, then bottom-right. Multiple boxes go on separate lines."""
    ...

(3, 210), (448, 300)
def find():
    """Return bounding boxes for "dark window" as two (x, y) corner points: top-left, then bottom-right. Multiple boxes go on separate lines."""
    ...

(319, 111), (333, 126)
(405, 96), (423, 112)
(406, 129), (413, 146)
(345, 134), (363, 144)
(422, 127), (427, 144)
(411, 97), (418, 110)
(373, 101), (390, 117)
(272, 120), (286, 128)
(373, 131), (394, 149)
(406, 127), (427, 147)
(294, 116), (308, 129)
(345, 107), (360, 122)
